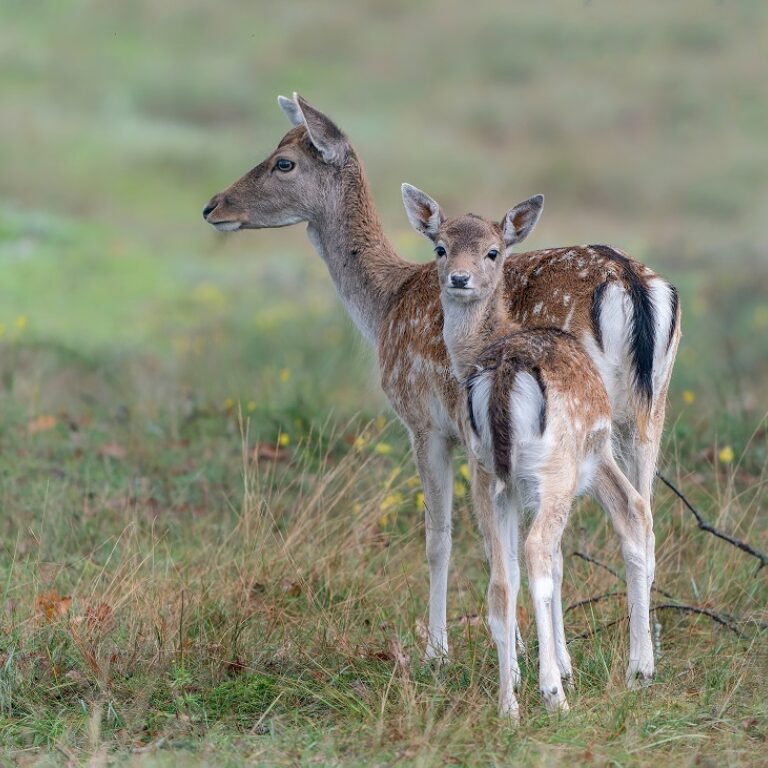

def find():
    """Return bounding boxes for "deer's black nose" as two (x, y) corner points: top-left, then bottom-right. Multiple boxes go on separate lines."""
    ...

(202, 195), (221, 220)
(450, 272), (470, 289)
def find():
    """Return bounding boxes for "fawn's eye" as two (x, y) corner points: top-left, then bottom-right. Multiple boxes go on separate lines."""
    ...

(434, 245), (447, 258)
(275, 158), (295, 172)
(486, 249), (499, 261)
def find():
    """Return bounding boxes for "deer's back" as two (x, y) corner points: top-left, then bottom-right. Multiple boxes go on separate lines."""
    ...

(377, 245), (660, 437)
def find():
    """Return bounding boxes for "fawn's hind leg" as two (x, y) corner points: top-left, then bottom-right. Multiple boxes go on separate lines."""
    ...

(526, 487), (575, 713)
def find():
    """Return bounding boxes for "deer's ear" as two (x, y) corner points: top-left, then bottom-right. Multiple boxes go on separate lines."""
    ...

(277, 95), (304, 127)
(501, 194), (544, 250)
(293, 94), (347, 165)
(401, 183), (445, 242)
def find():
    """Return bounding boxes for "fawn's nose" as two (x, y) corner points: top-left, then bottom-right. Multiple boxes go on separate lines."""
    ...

(450, 272), (470, 289)
(202, 194), (222, 220)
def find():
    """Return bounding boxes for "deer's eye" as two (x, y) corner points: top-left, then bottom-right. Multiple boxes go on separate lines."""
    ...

(275, 158), (295, 172)
(434, 245), (447, 258)
(486, 249), (499, 261)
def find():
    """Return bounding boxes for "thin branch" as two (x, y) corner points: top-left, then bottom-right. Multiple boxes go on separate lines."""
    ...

(572, 550), (675, 600)
(568, 602), (744, 643)
(569, 549), (749, 641)
(565, 589), (625, 614)
(652, 603), (743, 636)
(657, 471), (767, 573)
(572, 550), (622, 581)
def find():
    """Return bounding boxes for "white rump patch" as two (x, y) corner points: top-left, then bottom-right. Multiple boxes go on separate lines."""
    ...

(510, 371), (545, 442)
(467, 370), (495, 469)
(582, 282), (632, 420)
(647, 278), (677, 394)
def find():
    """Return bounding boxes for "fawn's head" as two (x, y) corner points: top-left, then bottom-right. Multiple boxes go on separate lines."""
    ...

(401, 185), (544, 304)
(203, 94), (349, 231)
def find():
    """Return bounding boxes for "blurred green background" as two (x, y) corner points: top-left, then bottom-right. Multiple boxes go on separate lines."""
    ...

(0, 2), (766, 760)
(1, 0), (767, 449)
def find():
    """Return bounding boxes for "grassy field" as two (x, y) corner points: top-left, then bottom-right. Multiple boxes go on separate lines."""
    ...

(1, 1), (766, 765)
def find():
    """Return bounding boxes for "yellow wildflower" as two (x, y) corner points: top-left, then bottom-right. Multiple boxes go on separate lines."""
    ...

(416, 491), (425, 511)
(718, 446), (734, 464)
(374, 442), (392, 455)
(15, 315), (27, 330)
(753, 305), (768, 329)
(682, 390), (695, 405)
(193, 281), (225, 304)
(378, 513), (390, 528)
(247, 401), (257, 413)
(279, 368), (291, 383)
(405, 474), (421, 488)
(459, 463), (470, 481)
(278, 432), (290, 447)
(375, 415), (387, 430)
(353, 435), (367, 450)
(222, 397), (235, 411)
(454, 481), (466, 498)
(380, 492), (403, 512)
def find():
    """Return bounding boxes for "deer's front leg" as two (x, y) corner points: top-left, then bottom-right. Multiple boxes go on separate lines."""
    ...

(413, 431), (454, 661)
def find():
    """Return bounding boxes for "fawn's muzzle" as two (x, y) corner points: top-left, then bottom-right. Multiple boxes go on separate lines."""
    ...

(450, 272), (470, 289)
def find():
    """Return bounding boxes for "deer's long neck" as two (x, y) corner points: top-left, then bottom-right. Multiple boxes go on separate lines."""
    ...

(306, 153), (412, 345)
(442, 289), (517, 381)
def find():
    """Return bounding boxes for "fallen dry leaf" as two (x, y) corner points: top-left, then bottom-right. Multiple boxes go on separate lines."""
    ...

(253, 442), (289, 462)
(27, 415), (58, 435)
(34, 591), (72, 622)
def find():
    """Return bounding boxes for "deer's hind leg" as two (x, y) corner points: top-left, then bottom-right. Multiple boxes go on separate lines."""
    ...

(594, 446), (654, 686)
(526, 483), (575, 713)
(485, 485), (522, 720)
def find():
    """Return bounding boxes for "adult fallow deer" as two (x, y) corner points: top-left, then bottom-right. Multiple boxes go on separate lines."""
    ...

(202, 94), (680, 688)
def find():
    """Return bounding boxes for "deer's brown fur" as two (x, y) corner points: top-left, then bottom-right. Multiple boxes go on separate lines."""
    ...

(203, 94), (680, 681)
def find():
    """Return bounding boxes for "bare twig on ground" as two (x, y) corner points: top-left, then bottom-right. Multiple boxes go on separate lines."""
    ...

(569, 550), (747, 641)
(572, 550), (675, 600)
(657, 471), (767, 573)
(565, 589), (625, 614)
(568, 603), (744, 642)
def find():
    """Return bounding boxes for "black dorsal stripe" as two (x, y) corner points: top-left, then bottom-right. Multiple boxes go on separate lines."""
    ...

(489, 367), (513, 481)
(590, 280), (610, 353)
(465, 371), (481, 436)
(531, 366), (548, 434)
(667, 283), (679, 352)
(590, 245), (655, 408)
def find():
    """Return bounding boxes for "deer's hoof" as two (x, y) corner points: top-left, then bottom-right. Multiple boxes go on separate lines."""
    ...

(626, 659), (654, 689)
(541, 685), (569, 714)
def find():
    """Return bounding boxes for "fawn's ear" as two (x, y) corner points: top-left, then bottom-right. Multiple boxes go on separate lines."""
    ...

(501, 194), (544, 250)
(291, 93), (347, 165)
(401, 183), (445, 241)
(277, 94), (304, 127)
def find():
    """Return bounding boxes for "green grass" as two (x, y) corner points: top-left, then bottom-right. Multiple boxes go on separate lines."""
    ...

(0, 0), (766, 765)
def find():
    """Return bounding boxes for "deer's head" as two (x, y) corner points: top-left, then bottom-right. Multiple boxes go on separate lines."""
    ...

(401, 184), (544, 304)
(203, 94), (349, 231)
